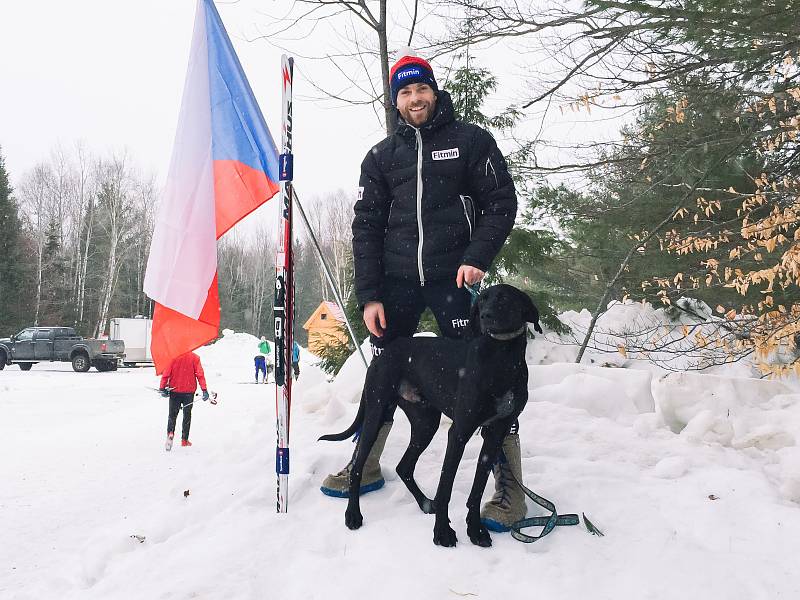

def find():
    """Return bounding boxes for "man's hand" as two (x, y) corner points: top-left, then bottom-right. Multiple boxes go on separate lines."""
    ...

(201, 390), (210, 402)
(456, 265), (485, 288)
(159, 388), (169, 398)
(363, 301), (387, 337)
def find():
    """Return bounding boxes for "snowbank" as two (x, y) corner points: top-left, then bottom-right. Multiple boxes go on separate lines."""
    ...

(4, 325), (800, 600)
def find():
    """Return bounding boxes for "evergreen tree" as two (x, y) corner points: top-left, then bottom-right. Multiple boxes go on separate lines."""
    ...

(40, 218), (71, 324)
(0, 149), (27, 332)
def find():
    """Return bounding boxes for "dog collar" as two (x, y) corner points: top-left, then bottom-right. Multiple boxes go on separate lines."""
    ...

(486, 325), (527, 341)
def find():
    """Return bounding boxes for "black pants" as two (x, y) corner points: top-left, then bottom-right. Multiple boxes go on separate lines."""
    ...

(370, 277), (473, 353)
(370, 278), (472, 423)
(167, 392), (193, 440)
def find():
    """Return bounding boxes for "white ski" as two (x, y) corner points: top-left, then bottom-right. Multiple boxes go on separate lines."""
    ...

(274, 54), (295, 513)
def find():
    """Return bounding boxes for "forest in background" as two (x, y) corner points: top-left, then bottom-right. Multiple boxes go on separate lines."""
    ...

(3, 1), (799, 376)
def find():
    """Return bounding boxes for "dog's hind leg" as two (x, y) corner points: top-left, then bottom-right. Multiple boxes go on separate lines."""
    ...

(465, 423), (508, 547)
(395, 405), (439, 514)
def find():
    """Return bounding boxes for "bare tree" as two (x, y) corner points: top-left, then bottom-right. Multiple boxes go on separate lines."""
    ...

(299, 189), (356, 303)
(93, 156), (137, 337)
(130, 175), (157, 317)
(257, 0), (428, 134)
(66, 143), (97, 326)
(18, 164), (55, 326)
(247, 224), (276, 335)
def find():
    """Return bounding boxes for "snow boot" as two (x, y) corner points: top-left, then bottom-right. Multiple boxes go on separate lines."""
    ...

(166, 432), (174, 452)
(181, 439), (192, 447)
(320, 421), (392, 498)
(481, 433), (527, 532)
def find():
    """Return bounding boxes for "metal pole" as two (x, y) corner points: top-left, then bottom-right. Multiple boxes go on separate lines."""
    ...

(292, 188), (369, 368)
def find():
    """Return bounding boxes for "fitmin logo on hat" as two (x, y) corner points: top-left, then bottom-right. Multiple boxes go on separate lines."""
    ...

(390, 54), (438, 105)
(397, 67), (422, 80)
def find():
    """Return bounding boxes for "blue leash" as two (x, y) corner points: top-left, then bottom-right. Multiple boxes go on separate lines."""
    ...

(470, 284), (603, 542)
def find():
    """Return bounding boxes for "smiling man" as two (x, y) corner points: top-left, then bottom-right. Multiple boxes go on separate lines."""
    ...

(321, 52), (525, 534)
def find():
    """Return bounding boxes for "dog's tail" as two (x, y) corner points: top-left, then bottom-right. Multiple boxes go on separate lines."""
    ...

(318, 391), (365, 442)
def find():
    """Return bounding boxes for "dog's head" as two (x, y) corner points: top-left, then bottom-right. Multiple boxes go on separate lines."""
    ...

(470, 284), (543, 338)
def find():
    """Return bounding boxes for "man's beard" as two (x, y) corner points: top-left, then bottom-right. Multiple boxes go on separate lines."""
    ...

(402, 103), (433, 126)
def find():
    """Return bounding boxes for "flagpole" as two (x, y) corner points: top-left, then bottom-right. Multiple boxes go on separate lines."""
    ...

(292, 188), (368, 368)
(274, 54), (294, 513)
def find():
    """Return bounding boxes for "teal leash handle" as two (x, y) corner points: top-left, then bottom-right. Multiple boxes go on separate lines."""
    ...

(507, 468), (579, 543)
(467, 283), (481, 306)
(506, 468), (603, 543)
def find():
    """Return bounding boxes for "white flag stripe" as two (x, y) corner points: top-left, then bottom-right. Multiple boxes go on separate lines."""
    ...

(144, 0), (217, 319)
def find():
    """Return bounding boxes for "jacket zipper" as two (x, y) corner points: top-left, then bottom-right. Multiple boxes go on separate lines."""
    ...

(485, 156), (498, 188)
(460, 195), (473, 239)
(414, 127), (425, 286)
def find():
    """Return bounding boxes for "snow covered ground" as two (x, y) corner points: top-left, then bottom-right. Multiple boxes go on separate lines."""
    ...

(3, 326), (800, 599)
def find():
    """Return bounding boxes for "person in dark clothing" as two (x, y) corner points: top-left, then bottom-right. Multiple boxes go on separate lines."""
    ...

(321, 52), (525, 532)
(159, 351), (209, 450)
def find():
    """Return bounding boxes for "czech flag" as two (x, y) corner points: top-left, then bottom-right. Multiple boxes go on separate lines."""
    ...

(144, 0), (280, 373)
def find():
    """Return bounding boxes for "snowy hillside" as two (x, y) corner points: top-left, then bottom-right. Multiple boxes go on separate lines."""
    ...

(2, 326), (800, 599)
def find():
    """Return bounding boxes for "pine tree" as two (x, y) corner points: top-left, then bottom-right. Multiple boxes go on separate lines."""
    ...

(0, 149), (26, 332)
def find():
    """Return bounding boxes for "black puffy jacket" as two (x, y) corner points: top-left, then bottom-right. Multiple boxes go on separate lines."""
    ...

(352, 91), (517, 307)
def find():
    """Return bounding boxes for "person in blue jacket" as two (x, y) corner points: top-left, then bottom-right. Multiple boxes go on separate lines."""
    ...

(291, 341), (300, 381)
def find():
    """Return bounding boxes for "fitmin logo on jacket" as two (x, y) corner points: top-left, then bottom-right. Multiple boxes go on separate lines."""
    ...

(432, 148), (460, 161)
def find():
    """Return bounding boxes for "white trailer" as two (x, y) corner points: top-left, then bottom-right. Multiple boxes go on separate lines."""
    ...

(109, 317), (153, 366)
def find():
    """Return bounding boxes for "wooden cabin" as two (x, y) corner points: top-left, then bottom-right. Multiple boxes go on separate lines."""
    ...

(303, 301), (348, 354)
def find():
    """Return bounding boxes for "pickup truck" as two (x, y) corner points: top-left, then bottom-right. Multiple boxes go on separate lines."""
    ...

(0, 327), (126, 372)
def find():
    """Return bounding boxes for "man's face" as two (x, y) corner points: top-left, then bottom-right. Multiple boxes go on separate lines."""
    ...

(396, 83), (437, 127)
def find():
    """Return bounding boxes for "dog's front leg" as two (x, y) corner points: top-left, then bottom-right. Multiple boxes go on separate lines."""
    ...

(432, 426), (471, 547)
(465, 424), (508, 547)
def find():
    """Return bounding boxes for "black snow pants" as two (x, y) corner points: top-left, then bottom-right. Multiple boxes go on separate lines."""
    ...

(167, 392), (193, 440)
(369, 277), (472, 423)
(369, 277), (473, 353)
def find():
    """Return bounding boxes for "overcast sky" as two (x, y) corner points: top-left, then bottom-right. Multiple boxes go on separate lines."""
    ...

(0, 0), (389, 224)
(0, 1), (624, 237)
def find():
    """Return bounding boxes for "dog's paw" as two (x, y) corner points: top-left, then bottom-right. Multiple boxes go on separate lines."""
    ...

(345, 509), (363, 530)
(467, 522), (492, 548)
(433, 523), (458, 547)
(420, 498), (435, 514)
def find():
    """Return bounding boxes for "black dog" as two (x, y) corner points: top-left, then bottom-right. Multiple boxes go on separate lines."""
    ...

(320, 284), (542, 547)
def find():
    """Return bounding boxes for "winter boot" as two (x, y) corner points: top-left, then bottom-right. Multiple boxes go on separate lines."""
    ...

(481, 433), (527, 532)
(320, 421), (393, 498)
(166, 432), (174, 452)
(181, 439), (192, 447)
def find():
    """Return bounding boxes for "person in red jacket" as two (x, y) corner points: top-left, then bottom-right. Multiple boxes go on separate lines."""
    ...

(159, 351), (208, 450)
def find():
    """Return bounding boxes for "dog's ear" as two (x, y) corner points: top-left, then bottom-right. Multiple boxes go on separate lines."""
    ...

(520, 289), (543, 334)
(469, 297), (482, 337)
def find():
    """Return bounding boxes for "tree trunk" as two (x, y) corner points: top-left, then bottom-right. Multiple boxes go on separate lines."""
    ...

(378, 0), (393, 135)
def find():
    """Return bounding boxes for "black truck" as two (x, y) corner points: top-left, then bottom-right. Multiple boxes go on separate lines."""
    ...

(0, 327), (126, 372)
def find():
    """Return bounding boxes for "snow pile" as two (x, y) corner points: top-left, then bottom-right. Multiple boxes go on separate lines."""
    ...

(535, 297), (761, 377)
(196, 329), (325, 390)
(4, 326), (800, 599)
(196, 329), (261, 380)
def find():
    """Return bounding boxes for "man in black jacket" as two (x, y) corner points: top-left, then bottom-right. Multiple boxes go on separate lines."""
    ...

(321, 53), (525, 532)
